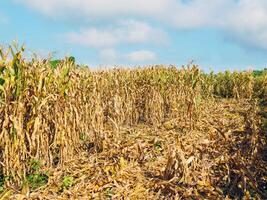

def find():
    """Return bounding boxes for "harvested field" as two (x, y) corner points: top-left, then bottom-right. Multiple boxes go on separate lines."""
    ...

(8, 99), (266, 199)
(0, 46), (266, 199)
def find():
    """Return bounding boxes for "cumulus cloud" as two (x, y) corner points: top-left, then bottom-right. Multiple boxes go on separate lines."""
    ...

(99, 48), (118, 62)
(125, 50), (156, 62)
(98, 49), (157, 64)
(14, 0), (169, 18)
(222, 0), (267, 50)
(67, 29), (117, 48)
(15, 0), (267, 50)
(66, 19), (167, 48)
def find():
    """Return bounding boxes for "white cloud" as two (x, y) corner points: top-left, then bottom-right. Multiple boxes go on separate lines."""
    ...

(125, 50), (156, 62)
(16, 0), (267, 50)
(99, 48), (118, 62)
(67, 28), (117, 48)
(15, 0), (225, 27)
(15, 0), (170, 18)
(223, 0), (267, 50)
(66, 19), (167, 48)
(0, 13), (8, 24)
(181, 0), (267, 50)
(98, 49), (157, 64)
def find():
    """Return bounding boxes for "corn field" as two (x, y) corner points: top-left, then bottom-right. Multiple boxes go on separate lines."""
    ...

(0, 45), (266, 199)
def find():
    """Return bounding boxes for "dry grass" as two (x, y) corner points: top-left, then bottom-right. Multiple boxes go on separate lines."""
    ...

(0, 45), (266, 199)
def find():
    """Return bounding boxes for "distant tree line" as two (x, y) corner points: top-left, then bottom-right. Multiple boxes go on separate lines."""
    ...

(253, 68), (267, 77)
(49, 56), (75, 69)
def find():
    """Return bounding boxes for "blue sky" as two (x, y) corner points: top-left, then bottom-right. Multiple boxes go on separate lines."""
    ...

(1, 0), (267, 71)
